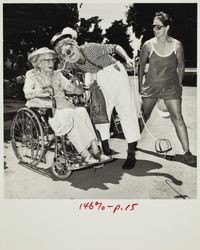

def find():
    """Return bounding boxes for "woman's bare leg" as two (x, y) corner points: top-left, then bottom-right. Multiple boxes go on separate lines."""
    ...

(140, 97), (158, 132)
(164, 99), (189, 152)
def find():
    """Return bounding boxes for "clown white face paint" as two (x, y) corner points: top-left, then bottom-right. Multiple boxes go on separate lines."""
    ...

(55, 40), (80, 63)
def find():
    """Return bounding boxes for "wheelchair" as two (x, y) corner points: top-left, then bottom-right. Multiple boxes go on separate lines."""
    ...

(10, 86), (106, 180)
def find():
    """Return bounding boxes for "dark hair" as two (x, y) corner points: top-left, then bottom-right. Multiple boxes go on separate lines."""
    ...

(154, 11), (173, 27)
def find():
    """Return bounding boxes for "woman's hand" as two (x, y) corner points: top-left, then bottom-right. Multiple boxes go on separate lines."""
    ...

(43, 86), (55, 96)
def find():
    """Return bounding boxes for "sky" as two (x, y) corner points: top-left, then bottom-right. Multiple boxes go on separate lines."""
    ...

(78, 3), (141, 54)
(78, 3), (129, 31)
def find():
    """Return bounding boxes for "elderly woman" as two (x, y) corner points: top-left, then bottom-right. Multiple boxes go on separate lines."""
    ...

(23, 47), (111, 164)
(50, 28), (141, 170)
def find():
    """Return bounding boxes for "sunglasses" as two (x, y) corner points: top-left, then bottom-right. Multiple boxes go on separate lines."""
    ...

(59, 44), (74, 55)
(152, 24), (165, 30)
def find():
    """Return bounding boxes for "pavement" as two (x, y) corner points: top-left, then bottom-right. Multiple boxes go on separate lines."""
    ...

(3, 86), (197, 199)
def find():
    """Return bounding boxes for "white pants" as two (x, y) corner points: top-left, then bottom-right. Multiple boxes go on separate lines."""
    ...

(95, 61), (141, 143)
(49, 107), (97, 153)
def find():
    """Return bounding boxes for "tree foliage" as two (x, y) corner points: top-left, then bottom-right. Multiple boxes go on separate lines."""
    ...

(77, 16), (103, 45)
(4, 4), (104, 51)
(104, 20), (133, 61)
(4, 4), (79, 32)
(3, 3), (79, 50)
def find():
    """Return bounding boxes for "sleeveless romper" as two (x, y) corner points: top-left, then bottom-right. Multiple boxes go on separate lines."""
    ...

(141, 38), (182, 99)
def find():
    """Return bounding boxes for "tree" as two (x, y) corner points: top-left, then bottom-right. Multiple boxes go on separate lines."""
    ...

(77, 16), (103, 45)
(126, 3), (197, 66)
(104, 20), (133, 61)
(46, 4), (79, 32)
(3, 4), (79, 51)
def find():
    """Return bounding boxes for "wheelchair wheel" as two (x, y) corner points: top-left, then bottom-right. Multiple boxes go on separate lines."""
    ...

(10, 108), (45, 166)
(51, 156), (72, 180)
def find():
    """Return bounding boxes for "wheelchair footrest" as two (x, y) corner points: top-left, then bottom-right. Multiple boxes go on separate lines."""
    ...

(93, 164), (105, 169)
(67, 162), (104, 171)
(59, 151), (105, 171)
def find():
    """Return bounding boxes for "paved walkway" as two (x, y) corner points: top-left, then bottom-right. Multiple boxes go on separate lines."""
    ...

(4, 87), (197, 199)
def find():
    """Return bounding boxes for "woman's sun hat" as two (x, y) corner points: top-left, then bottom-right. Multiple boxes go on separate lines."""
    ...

(28, 47), (56, 62)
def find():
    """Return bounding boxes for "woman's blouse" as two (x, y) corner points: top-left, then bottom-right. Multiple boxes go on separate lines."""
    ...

(23, 69), (77, 108)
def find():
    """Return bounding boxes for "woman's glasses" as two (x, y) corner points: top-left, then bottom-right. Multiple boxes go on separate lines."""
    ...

(42, 58), (56, 63)
(152, 24), (165, 30)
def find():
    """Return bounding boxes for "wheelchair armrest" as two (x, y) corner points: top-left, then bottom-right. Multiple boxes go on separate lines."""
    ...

(32, 96), (57, 116)
(65, 91), (84, 97)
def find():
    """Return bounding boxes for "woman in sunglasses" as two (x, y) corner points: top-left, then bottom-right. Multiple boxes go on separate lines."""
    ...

(138, 11), (196, 165)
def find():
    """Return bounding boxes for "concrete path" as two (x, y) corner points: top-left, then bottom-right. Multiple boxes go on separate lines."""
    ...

(4, 87), (197, 199)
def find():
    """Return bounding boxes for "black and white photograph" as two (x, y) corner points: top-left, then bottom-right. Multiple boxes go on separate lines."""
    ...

(3, 2), (197, 199)
(1, 1), (199, 249)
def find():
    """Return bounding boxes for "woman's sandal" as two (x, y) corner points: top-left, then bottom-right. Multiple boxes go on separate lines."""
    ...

(93, 151), (113, 163)
(83, 154), (99, 165)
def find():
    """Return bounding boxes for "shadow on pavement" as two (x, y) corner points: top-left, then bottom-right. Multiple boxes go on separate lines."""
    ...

(126, 159), (182, 186)
(5, 152), (183, 190)
(62, 158), (182, 190)
(64, 159), (124, 190)
(137, 148), (197, 168)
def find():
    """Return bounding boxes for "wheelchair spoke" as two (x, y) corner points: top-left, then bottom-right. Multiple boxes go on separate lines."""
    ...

(51, 156), (72, 179)
(11, 108), (44, 166)
(10, 107), (84, 180)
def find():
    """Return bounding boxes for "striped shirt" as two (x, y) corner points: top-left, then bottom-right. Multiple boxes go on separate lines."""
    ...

(64, 43), (117, 73)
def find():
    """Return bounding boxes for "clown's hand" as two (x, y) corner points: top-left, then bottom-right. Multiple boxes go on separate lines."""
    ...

(126, 57), (135, 67)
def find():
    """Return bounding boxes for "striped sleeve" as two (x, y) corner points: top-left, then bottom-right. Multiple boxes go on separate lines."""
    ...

(84, 43), (116, 58)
